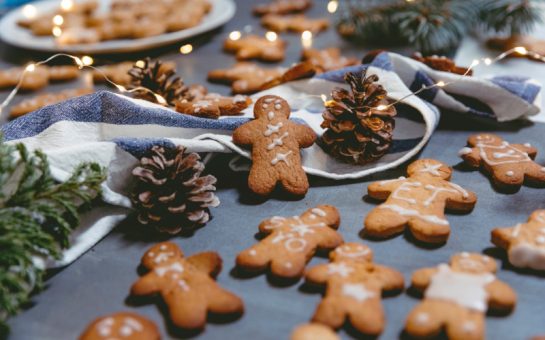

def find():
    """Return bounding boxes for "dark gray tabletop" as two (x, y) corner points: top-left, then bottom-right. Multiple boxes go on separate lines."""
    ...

(2, 1), (545, 339)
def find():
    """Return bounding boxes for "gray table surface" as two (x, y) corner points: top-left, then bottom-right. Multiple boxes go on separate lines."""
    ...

(2, 1), (545, 339)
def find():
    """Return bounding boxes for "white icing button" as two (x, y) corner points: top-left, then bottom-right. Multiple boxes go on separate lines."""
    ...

(415, 312), (429, 324)
(285, 262), (292, 268)
(249, 249), (257, 256)
(274, 103), (282, 110)
(506, 171), (514, 177)
(524, 143), (531, 147)
(262, 104), (268, 109)
(148, 252), (155, 257)
(160, 245), (167, 250)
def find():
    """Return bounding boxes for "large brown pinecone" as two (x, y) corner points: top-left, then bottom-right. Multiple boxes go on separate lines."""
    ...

(131, 145), (220, 234)
(321, 70), (396, 165)
(128, 58), (186, 106)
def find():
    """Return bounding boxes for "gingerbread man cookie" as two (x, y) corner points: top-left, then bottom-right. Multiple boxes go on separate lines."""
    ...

(176, 93), (252, 119)
(365, 159), (477, 243)
(305, 243), (404, 336)
(291, 323), (339, 340)
(412, 52), (472, 76)
(79, 312), (160, 340)
(0, 66), (49, 91)
(223, 35), (286, 62)
(253, 0), (312, 16)
(131, 242), (244, 329)
(261, 14), (329, 33)
(492, 210), (545, 271)
(405, 252), (516, 340)
(459, 133), (545, 191)
(208, 62), (286, 94)
(301, 48), (359, 72)
(236, 205), (342, 279)
(232, 95), (316, 196)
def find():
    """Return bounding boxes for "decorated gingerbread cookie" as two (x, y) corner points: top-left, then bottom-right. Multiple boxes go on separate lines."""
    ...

(79, 312), (160, 340)
(291, 323), (339, 340)
(223, 35), (286, 62)
(10, 88), (94, 118)
(406, 252), (516, 340)
(261, 14), (329, 33)
(305, 242), (404, 336)
(253, 0), (312, 16)
(208, 62), (286, 94)
(236, 205), (342, 279)
(131, 242), (244, 329)
(459, 133), (545, 191)
(412, 52), (472, 76)
(232, 95), (316, 196)
(492, 210), (545, 271)
(365, 159), (477, 243)
(0, 66), (49, 91)
(176, 91), (252, 119)
(301, 48), (359, 72)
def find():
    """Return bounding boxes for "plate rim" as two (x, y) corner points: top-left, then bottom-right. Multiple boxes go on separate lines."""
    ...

(0, 0), (236, 54)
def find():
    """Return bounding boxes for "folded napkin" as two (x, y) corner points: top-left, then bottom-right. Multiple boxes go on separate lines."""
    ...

(2, 52), (541, 266)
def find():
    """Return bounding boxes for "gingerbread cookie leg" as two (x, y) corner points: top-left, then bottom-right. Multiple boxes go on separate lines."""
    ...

(364, 208), (409, 238)
(279, 168), (309, 196)
(408, 217), (451, 243)
(248, 166), (279, 195)
(312, 297), (346, 329)
(169, 295), (208, 329)
(348, 299), (385, 336)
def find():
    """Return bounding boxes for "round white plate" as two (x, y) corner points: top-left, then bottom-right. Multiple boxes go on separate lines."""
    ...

(0, 0), (235, 54)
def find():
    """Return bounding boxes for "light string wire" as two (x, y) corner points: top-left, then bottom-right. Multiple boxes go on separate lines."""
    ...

(0, 53), (168, 118)
(0, 46), (542, 118)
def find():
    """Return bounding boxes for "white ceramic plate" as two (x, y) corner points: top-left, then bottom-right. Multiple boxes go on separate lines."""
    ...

(0, 0), (235, 54)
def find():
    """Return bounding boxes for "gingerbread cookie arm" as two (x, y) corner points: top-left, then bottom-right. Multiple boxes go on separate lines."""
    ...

(316, 227), (344, 249)
(367, 178), (405, 200)
(304, 263), (332, 285)
(410, 267), (438, 292)
(290, 121), (316, 148)
(486, 279), (517, 313)
(131, 273), (161, 296)
(232, 120), (260, 146)
(373, 265), (405, 292)
(186, 252), (222, 278)
(490, 226), (515, 249)
(443, 183), (477, 212)
(511, 143), (537, 159)
(459, 146), (482, 168)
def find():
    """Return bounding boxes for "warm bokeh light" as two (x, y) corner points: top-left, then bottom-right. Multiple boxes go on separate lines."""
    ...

(25, 64), (36, 72)
(53, 15), (64, 26)
(60, 0), (74, 11)
(265, 31), (277, 42)
(514, 46), (528, 55)
(52, 26), (62, 37)
(180, 44), (193, 54)
(229, 31), (241, 41)
(301, 30), (313, 49)
(135, 60), (145, 68)
(327, 0), (338, 13)
(22, 4), (37, 19)
(81, 56), (94, 66)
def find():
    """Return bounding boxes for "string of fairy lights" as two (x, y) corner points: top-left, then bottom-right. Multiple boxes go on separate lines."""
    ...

(1, 0), (543, 118)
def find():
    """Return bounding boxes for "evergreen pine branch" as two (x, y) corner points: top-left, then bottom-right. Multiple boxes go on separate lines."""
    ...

(0, 139), (106, 337)
(338, 0), (543, 54)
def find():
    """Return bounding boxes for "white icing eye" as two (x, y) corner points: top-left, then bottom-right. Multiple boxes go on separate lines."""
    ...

(249, 249), (257, 255)
(506, 171), (514, 177)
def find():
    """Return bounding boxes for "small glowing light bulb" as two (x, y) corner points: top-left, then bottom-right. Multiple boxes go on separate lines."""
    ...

(180, 44), (193, 54)
(22, 4), (37, 19)
(320, 94), (327, 103)
(484, 58), (492, 65)
(61, 0), (74, 11)
(25, 64), (36, 72)
(327, 0), (338, 13)
(514, 46), (528, 55)
(135, 60), (145, 68)
(52, 26), (62, 37)
(115, 84), (127, 92)
(437, 81), (446, 87)
(81, 56), (93, 66)
(229, 31), (241, 41)
(265, 31), (277, 42)
(376, 104), (388, 111)
(53, 14), (64, 26)
(301, 30), (313, 49)
(471, 59), (479, 67)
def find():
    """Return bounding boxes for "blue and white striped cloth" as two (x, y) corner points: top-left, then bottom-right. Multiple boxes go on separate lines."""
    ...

(2, 52), (541, 266)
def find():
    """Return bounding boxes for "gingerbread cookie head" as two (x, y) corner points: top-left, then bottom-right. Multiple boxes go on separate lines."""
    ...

(79, 312), (160, 340)
(450, 252), (496, 274)
(291, 323), (339, 340)
(330, 242), (373, 263)
(467, 133), (504, 147)
(492, 210), (545, 271)
(254, 95), (291, 120)
(407, 159), (452, 180)
(141, 241), (184, 269)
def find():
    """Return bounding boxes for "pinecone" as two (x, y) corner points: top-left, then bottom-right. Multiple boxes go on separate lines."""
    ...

(131, 145), (220, 234)
(320, 71), (396, 165)
(128, 58), (185, 106)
